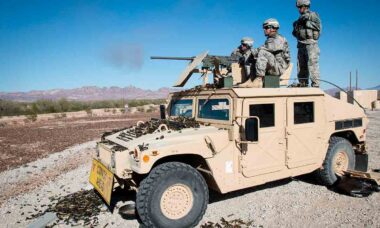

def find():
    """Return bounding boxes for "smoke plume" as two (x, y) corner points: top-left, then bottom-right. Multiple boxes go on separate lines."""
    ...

(103, 42), (144, 71)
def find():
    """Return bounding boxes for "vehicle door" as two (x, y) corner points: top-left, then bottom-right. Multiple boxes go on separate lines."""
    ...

(241, 98), (286, 177)
(285, 97), (324, 168)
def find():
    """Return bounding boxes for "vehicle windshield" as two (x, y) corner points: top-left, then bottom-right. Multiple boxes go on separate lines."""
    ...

(198, 98), (230, 121)
(170, 99), (193, 117)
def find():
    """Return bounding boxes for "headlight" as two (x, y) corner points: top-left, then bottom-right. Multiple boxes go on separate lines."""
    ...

(96, 145), (100, 157)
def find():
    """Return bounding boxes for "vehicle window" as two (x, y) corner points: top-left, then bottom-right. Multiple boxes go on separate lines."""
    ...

(170, 99), (193, 117)
(198, 99), (230, 121)
(249, 104), (275, 128)
(294, 102), (314, 124)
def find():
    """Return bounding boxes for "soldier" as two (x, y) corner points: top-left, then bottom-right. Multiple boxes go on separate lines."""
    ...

(293, 0), (322, 87)
(231, 37), (256, 81)
(240, 19), (290, 88)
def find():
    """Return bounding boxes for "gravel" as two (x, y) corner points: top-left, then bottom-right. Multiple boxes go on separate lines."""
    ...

(0, 111), (379, 227)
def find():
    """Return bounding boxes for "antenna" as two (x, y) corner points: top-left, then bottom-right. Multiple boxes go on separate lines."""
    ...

(349, 71), (352, 91)
(356, 69), (358, 90)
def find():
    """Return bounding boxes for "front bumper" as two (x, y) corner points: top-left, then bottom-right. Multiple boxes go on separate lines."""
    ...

(96, 142), (133, 179)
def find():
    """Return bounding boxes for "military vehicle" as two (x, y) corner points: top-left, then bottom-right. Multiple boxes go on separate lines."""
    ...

(89, 51), (370, 228)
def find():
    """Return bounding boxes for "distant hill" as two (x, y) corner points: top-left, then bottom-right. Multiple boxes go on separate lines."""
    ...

(368, 85), (380, 90)
(324, 85), (379, 97)
(0, 86), (180, 102)
(323, 87), (359, 97)
(1, 84), (378, 102)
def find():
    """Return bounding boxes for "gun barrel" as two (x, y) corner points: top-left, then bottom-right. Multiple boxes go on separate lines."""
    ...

(150, 56), (195, 61)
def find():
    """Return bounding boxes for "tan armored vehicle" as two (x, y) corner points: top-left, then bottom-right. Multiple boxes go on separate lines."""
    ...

(89, 52), (369, 227)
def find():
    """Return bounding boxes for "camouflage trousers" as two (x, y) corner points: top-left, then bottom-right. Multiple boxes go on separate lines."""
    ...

(255, 49), (283, 77)
(297, 43), (320, 87)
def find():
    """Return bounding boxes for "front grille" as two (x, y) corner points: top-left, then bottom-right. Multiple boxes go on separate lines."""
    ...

(335, 118), (363, 130)
(98, 145), (112, 168)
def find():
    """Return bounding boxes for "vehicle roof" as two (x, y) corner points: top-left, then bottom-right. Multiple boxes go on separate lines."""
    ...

(171, 87), (325, 98)
(232, 87), (325, 98)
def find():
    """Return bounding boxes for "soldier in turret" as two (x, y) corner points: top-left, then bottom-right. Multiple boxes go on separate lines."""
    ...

(293, 0), (322, 87)
(240, 19), (290, 88)
(231, 37), (256, 82)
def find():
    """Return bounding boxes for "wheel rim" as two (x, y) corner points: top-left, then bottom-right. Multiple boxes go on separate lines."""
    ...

(333, 151), (349, 175)
(160, 183), (194, 220)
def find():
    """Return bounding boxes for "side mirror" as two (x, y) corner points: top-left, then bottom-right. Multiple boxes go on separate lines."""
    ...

(160, 105), (166, 120)
(245, 118), (258, 141)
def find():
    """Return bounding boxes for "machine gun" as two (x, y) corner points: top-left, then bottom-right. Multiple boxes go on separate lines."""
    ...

(151, 55), (239, 68)
(151, 51), (240, 87)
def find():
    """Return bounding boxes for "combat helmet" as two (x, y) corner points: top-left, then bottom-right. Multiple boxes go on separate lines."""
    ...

(241, 37), (254, 47)
(263, 18), (280, 29)
(296, 0), (310, 7)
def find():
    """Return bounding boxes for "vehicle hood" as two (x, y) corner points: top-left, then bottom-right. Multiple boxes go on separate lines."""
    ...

(104, 125), (229, 154)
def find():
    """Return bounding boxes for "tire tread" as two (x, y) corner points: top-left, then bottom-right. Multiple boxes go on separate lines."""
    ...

(136, 162), (208, 228)
(315, 136), (354, 186)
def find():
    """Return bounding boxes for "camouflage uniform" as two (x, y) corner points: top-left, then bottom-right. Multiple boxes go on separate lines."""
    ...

(293, 9), (322, 87)
(231, 47), (256, 79)
(255, 34), (291, 77)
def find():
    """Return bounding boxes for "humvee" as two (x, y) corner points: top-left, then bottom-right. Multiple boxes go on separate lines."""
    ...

(89, 51), (369, 227)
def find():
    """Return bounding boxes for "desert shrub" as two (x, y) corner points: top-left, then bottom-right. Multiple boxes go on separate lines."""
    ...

(0, 98), (165, 117)
(85, 108), (93, 116)
(26, 113), (38, 122)
(54, 113), (67, 119)
(137, 107), (145, 112)
(146, 106), (157, 113)
(127, 99), (165, 107)
(119, 108), (126, 114)
(58, 98), (70, 112)
(112, 109), (117, 114)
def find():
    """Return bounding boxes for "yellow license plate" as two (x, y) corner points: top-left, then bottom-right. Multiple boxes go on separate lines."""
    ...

(89, 159), (114, 205)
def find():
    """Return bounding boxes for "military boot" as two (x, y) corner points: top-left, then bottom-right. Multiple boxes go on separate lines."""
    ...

(238, 78), (255, 88)
(252, 76), (263, 88)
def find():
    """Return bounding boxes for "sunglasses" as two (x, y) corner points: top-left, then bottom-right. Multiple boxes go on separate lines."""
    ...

(263, 26), (274, 30)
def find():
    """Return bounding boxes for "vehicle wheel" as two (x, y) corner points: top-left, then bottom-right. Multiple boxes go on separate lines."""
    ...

(136, 162), (208, 228)
(315, 136), (355, 186)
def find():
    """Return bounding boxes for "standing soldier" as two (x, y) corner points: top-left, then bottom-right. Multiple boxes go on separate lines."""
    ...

(293, 0), (322, 87)
(231, 37), (256, 82)
(240, 18), (290, 88)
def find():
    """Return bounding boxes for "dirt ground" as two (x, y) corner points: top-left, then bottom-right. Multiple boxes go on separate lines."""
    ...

(0, 110), (379, 227)
(0, 112), (158, 172)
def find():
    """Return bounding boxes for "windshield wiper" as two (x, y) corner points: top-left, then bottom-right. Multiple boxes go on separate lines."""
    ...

(200, 89), (216, 109)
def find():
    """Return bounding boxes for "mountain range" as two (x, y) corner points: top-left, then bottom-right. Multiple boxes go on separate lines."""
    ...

(0, 84), (378, 102)
(0, 86), (179, 102)
(368, 85), (380, 90)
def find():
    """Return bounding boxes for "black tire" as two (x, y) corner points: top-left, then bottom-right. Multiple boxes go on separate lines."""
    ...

(315, 136), (355, 186)
(136, 162), (208, 228)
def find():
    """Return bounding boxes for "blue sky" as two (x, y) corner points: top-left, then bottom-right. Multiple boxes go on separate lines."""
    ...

(0, 0), (379, 92)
